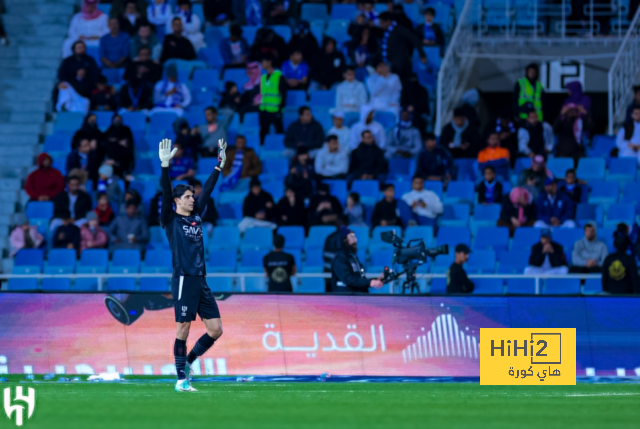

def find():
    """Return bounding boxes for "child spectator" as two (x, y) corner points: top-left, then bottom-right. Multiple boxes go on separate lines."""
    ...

(345, 192), (367, 227)
(10, 213), (44, 257)
(219, 24), (249, 68)
(477, 131), (510, 181)
(558, 169), (583, 204)
(477, 166), (503, 205)
(281, 49), (309, 90)
(219, 82), (241, 111)
(285, 147), (315, 198)
(372, 184), (403, 228)
(53, 209), (81, 255)
(80, 211), (109, 252)
(417, 7), (445, 55)
(94, 193), (115, 226)
(97, 164), (123, 208)
(90, 75), (118, 111)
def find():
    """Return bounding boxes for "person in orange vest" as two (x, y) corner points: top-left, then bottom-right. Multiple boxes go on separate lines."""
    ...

(477, 131), (510, 181)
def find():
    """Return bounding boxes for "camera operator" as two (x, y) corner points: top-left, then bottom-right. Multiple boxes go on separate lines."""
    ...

(446, 244), (474, 294)
(331, 226), (384, 293)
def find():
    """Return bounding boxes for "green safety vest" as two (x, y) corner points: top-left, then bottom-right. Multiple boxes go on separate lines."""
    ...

(517, 78), (543, 121)
(260, 70), (282, 113)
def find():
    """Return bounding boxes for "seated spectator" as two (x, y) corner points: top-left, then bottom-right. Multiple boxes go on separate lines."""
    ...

(249, 28), (288, 66)
(534, 178), (576, 229)
(366, 60), (402, 119)
(263, 234), (296, 292)
(53, 209), (82, 254)
(346, 26), (378, 73)
(570, 222), (608, 274)
(97, 164), (123, 207)
(288, 21), (319, 63)
(602, 232), (639, 294)
(174, 120), (200, 158)
(10, 213), (44, 257)
(219, 82), (241, 111)
(402, 175), (444, 227)
(121, 188), (143, 215)
(488, 107), (518, 164)
(167, 0), (205, 51)
(477, 166), (503, 205)
(518, 104), (554, 157)
(285, 147), (315, 198)
(326, 110), (350, 150)
(372, 183), (403, 228)
(52, 176), (93, 231)
(336, 67), (368, 113)
(62, 0), (109, 58)
(554, 103), (589, 161)
(94, 193), (116, 226)
(160, 17), (197, 63)
(517, 154), (552, 196)
(310, 37), (346, 90)
(99, 18), (130, 69)
(220, 135), (262, 190)
(439, 107), (480, 158)
(220, 24), (250, 69)
(25, 153), (65, 202)
(118, 0), (143, 36)
(284, 106), (325, 156)
(498, 187), (536, 235)
(153, 63), (191, 116)
(198, 106), (231, 157)
(625, 85), (640, 122)
(264, 0), (292, 26)
(616, 105), (640, 165)
(359, 1), (379, 25)
(558, 169), (583, 204)
(58, 41), (100, 93)
(80, 211), (109, 252)
(56, 82), (90, 114)
(203, 0), (234, 26)
(308, 184), (343, 227)
(315, 135), (349, 181)
(109, 201), (149, 251)
(124, 46), (161, 84)
(345, 192), (367, 227)
(385, 108), (422, 159)
(447, 244), (474, 294)
(416, 133), (454, 182)
(239, 178), (277, 233)
(350, 106), (386, 150)
(168, 143), (195, 180)
(477, 131), (510, 181)
(349, 130), (388, 183)
(564, 81), (591, 118)
(524, 228), (568, 275)
(281, 49), (309, 90)
(66, 138), (99, 184)
(401, 74), (430, 133)
(90, 75), (118, 111)
(72, 114), (102, 152)
(131, 24), (161, 62)
(103, 114), (135, 178)
(188, 178), (218, 227)
(118, 75), (154, 112)
(417, 7), (445, 55)
(459, 88), (480, 129)
(147, 0), (172, 37)
(276, 187), (307, 228)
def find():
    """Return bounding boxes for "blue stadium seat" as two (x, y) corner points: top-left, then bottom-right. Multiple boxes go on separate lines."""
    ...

(92, 111), (114, 130)
(192, 69), (219, 92)
(209, 277), (234, 292)
(54, 112), (84, 133)
(270, 25), (292, 42)
(121, 111), (147, 132)
(470, 204), (501, 233)
(551, 228), (583, 252)
(241, 26), (259, 45)
(330, 4), (357, 19)
(547, 158), (574, 178)
(8, 270), (39, 290)
(505, 278), (536, 294)
(370, 249), (394, 267)
(370, 226), (402, 251)
(606, 158), (637, 184)
(149, 111), (178, 132)
(43, 134), (71, 153)
(588, 135), (616, 157)
(301, 3), (328, 21)
(283, 110), (298, 129)
(350, 226), (370, 251)
(323, 179), (348, 204)
(264, 134), (285, 152)
(325, 19), (350, 44)
(544, 278), (580, 295)
(240, 249), (269, 267)
(388, 180), (411, 198)
(405, 226), (434, 247)
(589, 182), (619, 205)
(286, 90), (307, 106)
(511, 228), (540, 250)
(440, 204), (470, 227)
(423, 181), (443, 198)
(436, 226), (470, 248)
(351, 180), (379, 205)
(429, 277), (447, 294)
(79, 249), (108, 268)
(243, 112), (260, 128)
(42, 278), (71, 291)
(183, 110), (206, 128)
(605, 204), (635, 229)
(497, 250), (530, 274)
(45, 249), (76, 274)
(304, 248), (324, 267)
(576, 204), (603, 227)
(222, 68), (249, 90)
(466, 250), (496, 274)
(277, 226), (305, 250)
(143, 250), (172, 273)
(15, 249), (44, 271)
(583, 278), (602, 294)
(139, 278), (169, 292)
(148, 225), (170, 250)
(622, 182), (640, 206)
(388, 158), (413, 179)
(597, 226), (616, 253)
(198, 46), (224, 69)
(373, 111), (396, 129)
(472, 278), (503, 294)
(208, 250), (238, 273)
(210, 226), (240, 251)
(305, 226), (336, 251)
(298, 267), (326, 293)
(26, 201), (53, 220)
(106, 277), (136, 292)
(241, 228), (273, 251)
(444, 181), (474, 204)
(576, 158), (605, 182)
(262, 181), (284, 202)
(309, 90), (336, 107)
(432, 254), (454, 274)
(110, 250), (141, 273)
(474, 227), (509, 251)
(263, 158), (289, 179)
(514, 157), (532, 176)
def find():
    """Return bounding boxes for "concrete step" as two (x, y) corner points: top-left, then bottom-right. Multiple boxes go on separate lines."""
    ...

(0, 124), (43, 135)
(0, 135), (40, 145)
(11, 58), (63, 69)
(0, 68), (57, 80)
(7, 35), (65, 48)
(4, 24), (69, 38)
(2, 13), (71, 26)
(0, 146), (38, 157)
(4, 0), (76, 5)
(5, 4), (75, 16)
(0, 79), (55, 91)
(0, 94), (52, 104)
(0, 47), (62, 60)
(0, 112), (47, 123)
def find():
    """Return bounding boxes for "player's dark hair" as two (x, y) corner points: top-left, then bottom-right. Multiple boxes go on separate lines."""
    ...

(173, 184), (194, 200)
(298, 106), (310, 116)
(273, 234), (285, 249)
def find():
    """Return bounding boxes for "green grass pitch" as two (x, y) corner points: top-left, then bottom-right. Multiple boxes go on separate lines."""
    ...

(2, 376), (639, 429)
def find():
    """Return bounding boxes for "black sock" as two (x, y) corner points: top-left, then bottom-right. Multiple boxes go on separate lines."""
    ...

(187, 334), (216, 364)
(174, 339), (187, 380)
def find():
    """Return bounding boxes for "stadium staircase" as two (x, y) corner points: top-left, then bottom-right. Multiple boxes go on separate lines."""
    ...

(0, 0), (76, 271)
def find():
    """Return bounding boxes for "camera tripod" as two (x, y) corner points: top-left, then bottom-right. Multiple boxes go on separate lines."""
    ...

(383, 263), (423, 294)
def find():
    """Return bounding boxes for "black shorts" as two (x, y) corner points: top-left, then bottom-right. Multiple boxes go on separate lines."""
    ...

(171, 276), (221, 322)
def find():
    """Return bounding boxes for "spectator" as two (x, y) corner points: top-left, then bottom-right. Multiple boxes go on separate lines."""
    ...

(103, 114), (135, 178)
(402, 175), (443, 227)
(400, 74), (430, 133)
(439, 107), (480, 158)
(310, 37), (346, 90)
(602, 232), (639, 294)
(554, 103), (589, 161)
(219, 81), (241, 111)
(239, 178), (277, 232)
(118, 0), (143, 36)
(487, 108), (518, 166)
(459, 88), (480, 129)
(498, 187), (536, 235)
(284, 106), (325, 155)
(476, 166), (503, 205)
(346, 26), (378, 74)
(249, 28), (288, 66)
(377, 12), (425, 81)
(625, 86), (640, 122)
(281, 49), (309, 90)
(94, 192), (115, 226)
(477, 131), (510, 181)
(345, 192), (367, 227)
(10, 213), (44, 257)
(80, 211), (109, 252)
(533, 178), (576, 229)
(315, 135), (349, 180)
(513, 63), (544, 121)
(524, 229), (568, 275)
(90, 75), (118, 111)
(109, 201), (149, 251)
(220, 135), (262, 191)
(25, 153), (65, 202)
(118, 75), (154, 111)
(308, 184), (343, 227)
(336, 67), (368, 114)
(359, 1), (379, 25)
(147, 0), (172, 37)
(385, 108), (422, 159)
(350, 106), (386, 150)
(517, 104), (554, 157)
(616, 106), (640, 165)
(390, 3), (414, 30)
(349, 130), (388, 183)
(173, 120), (200, 158)
(160, 17), (197, 63)
(56, 82), (90, 114)
(58, 41), (100, 94)
(124, 45), (161, 84)
(71, 114), (102, 151)
(276, 187), (307, 228)
(53, 209), (82, 254)
(366, 60), (402, 119)
(52, 176), (93, 231)
(571, 223), (608, 274)
(198, 106), (231, 157)
(66, 138), (99, 184)
(220, 24), (249, 69)
(447, 244), (474, 294)
(285, 147), (315, 198)
(99, 18), (130, 69)
(258, 55), (286, 144)
(189, 178), (218, 227)
(167, 0), (205, 51)
(203, 0), (234, 26)
(372, 183), (403, 228)
(416, 133), (454, 182)
(417, 7), (445, 55)
(263, 234), (296, 292)
(131, 24), (161, 62)
(558, 169), (583, 204)
(264, 0), (292, 26)
(517, 154), (553, 196)
(564, 81), (591, 116)
(96, 164), (123, 207)
(152, 63), (191, 115)
(324, 111), (350, 151)
(109, 0), (147, 20)
(168, 142), (195, 180)
(121, 188), (143, 215)
(245, 0), (263, 26)
(288, 21), (319, 62)
(62, 0), (109, 58)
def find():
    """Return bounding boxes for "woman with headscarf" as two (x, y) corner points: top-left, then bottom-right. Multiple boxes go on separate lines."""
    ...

(62, 0), (109, 58)
(498, 187), (537, 236)
(103, 114), (135, 179)
(554, 103), (590, 162)
(563, 81), (591, 116)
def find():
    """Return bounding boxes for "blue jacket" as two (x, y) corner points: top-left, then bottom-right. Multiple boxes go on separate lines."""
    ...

(219, 37), (249, 66)
(535, 191), (575, 224)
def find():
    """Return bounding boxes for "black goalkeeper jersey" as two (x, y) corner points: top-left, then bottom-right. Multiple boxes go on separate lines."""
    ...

(161, 165), (220, 277)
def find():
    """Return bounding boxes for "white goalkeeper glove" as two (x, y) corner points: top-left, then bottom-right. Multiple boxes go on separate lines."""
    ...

(218, 138), (228, 168)
(159, 138), (177, 168)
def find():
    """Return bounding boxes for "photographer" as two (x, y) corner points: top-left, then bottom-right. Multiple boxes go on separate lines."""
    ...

(331, 227), (384, 293)
(446, 244), (474, 294)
